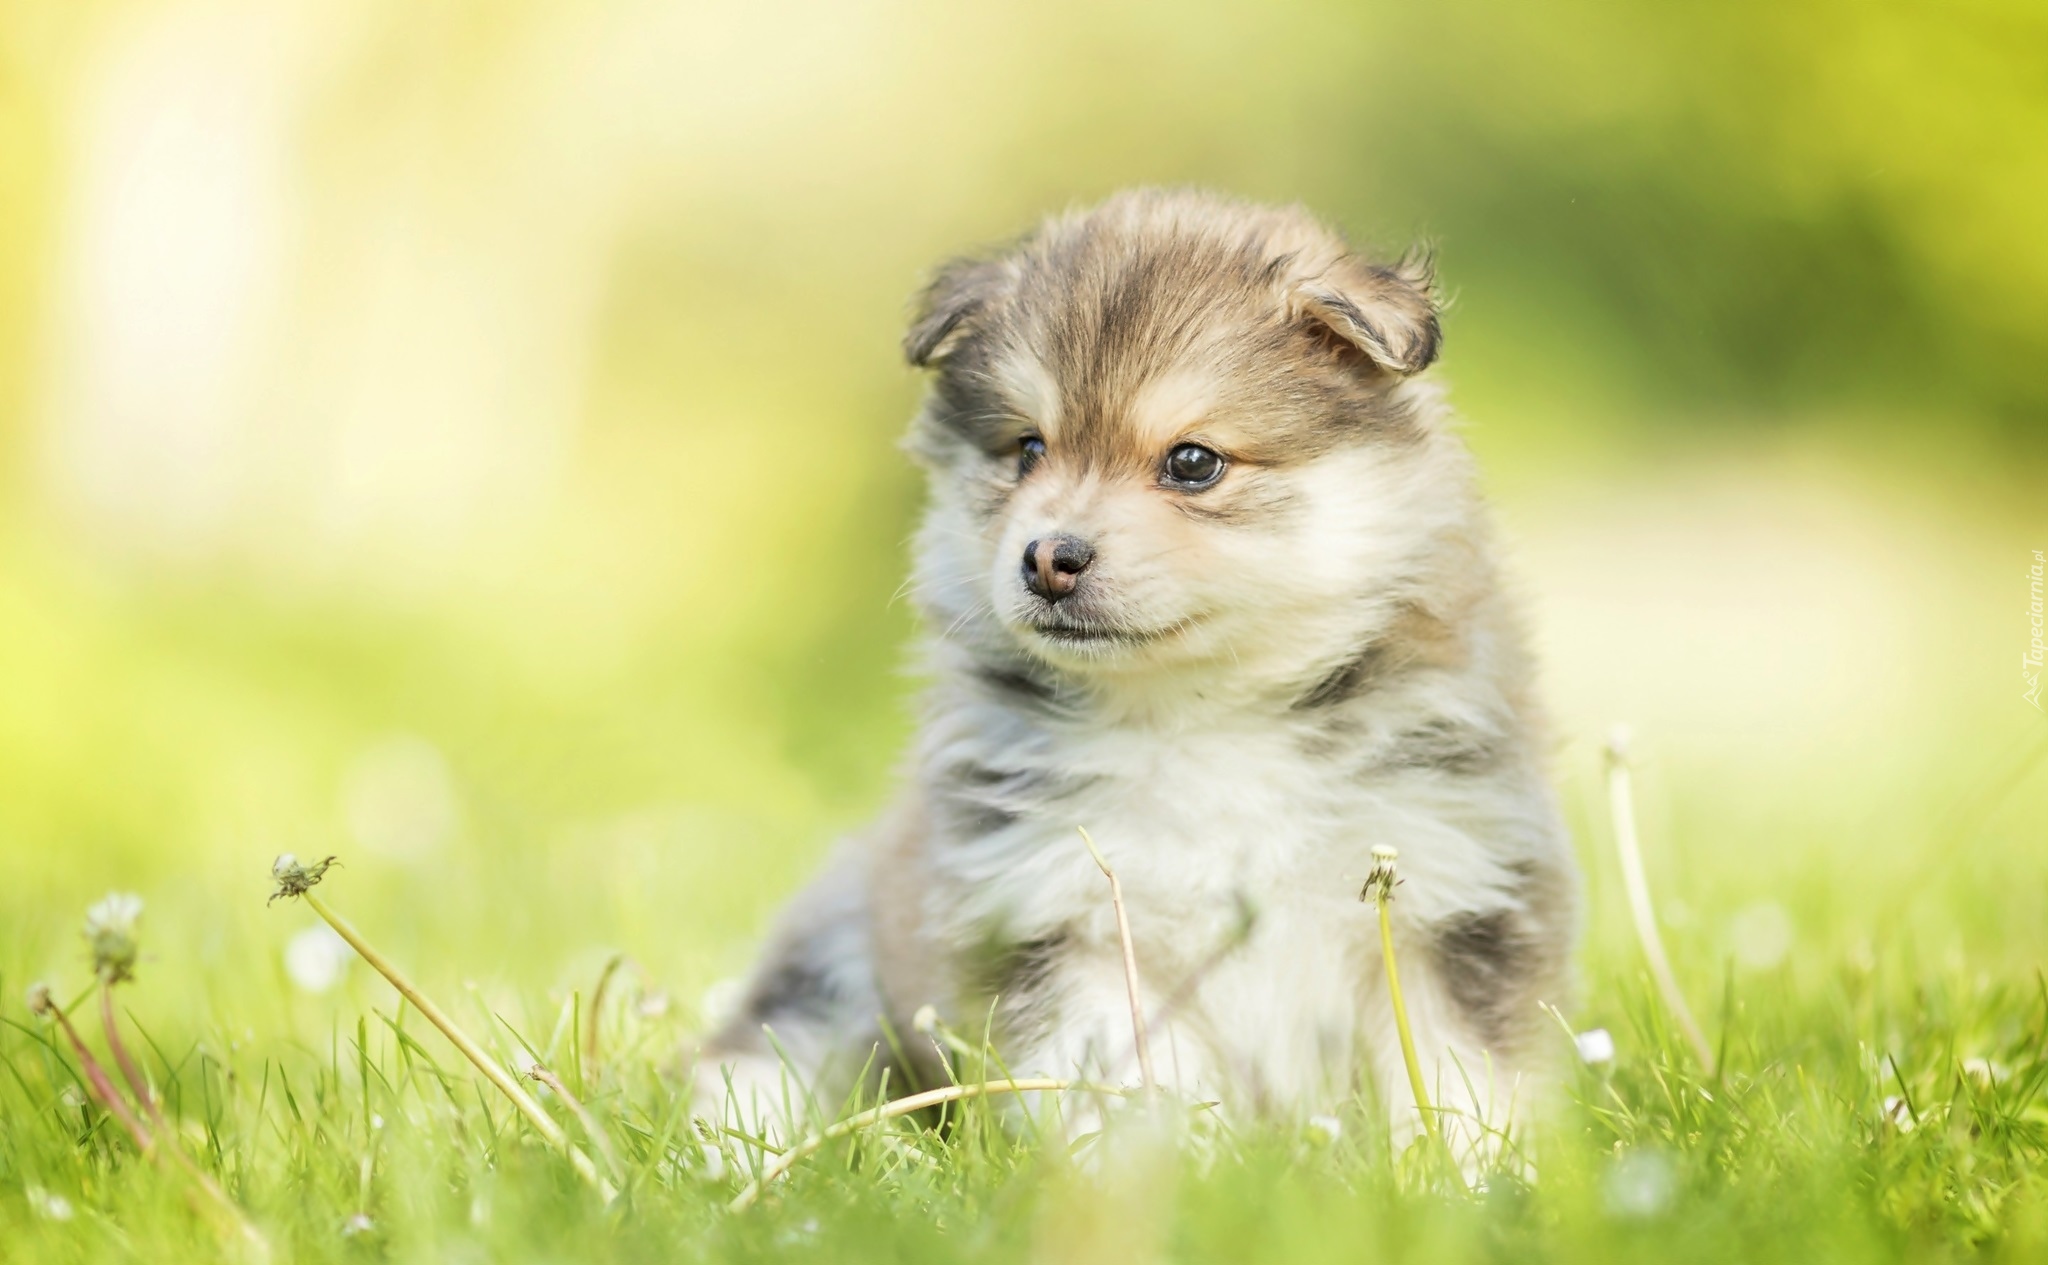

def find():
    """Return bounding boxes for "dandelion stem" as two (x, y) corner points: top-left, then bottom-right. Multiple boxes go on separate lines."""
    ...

(1077, 827), (1155, 1093)
(45, 998), (154, 1152)
(727, 1078), (1121, 1212)
(299, 890), (618, 1201)
(108, 995), (270, 1253)
(1362, 847), (1466, 1189)
(99, 988), (158, 1127)
(1605, 727), (1716, 1076)
(1378, 886), (1439, 1151)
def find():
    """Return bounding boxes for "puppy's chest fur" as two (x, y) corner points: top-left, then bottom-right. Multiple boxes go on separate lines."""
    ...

(902, 685), (1539, 1065)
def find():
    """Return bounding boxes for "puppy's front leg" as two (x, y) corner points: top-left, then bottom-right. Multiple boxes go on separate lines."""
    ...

(987, 950), (1219, 1135)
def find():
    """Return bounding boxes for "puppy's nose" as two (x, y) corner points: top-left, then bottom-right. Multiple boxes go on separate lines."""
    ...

(1022, 535), (1095, 601)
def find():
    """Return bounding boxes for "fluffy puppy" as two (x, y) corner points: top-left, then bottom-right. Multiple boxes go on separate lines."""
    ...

(696, 189), (1576, 1151)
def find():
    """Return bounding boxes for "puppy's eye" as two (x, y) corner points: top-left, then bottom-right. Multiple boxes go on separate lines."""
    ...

(1017, 435), (1046, 477)
(1162, 443), (1226, 489)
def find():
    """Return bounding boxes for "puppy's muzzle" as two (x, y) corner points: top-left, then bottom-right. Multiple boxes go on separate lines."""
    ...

(1022, 535), (1095, 602)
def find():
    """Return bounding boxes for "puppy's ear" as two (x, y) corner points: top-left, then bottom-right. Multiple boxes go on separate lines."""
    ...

(904, 256), (1012, 368)
(1293, 248), (1441, 375)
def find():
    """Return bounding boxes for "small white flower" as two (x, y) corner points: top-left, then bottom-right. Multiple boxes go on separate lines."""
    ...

(911, 1004), (939, 1034)
(1961, 1058), (2004, 1085)
(1575, 1028), (1616, 1065)
(26, 1186), (74, 1222)
(1307, 1114), (1343, 1143)
(341, 1213), (375, 1238)
(284, 925), (351, 994)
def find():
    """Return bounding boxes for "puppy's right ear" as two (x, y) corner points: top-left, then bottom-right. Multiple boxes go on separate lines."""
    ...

(904, 257), (1012, 368)
(1292, 248), (1442, 376)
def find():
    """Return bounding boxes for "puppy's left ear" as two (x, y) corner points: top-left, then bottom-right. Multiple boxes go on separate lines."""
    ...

(904, 256), (1013, 368)
(1293, 249), (1441, 375)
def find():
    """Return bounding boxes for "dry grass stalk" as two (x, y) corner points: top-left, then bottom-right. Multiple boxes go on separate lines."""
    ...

(1076, 827), (1155, 1093)
(527, 1064), (623, 1185)
(583, 953), (625, 1079)
(1604, 727), (1717, 1076)
(269, 855), (618, 1201)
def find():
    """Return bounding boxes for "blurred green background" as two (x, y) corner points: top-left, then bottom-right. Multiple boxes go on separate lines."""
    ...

(0, 0), (2042, 1031)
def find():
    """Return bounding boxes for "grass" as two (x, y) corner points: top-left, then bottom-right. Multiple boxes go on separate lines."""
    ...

(6, 809), (2048, 1264)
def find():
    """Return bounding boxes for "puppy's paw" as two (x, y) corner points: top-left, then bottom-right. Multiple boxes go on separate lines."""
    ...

(688, 1051), (808, 1150)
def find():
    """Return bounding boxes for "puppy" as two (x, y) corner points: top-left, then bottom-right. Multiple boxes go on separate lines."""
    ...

(695, 189), (1576, 1153)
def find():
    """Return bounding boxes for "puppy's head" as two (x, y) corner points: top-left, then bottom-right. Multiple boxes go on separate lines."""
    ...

(905, 190), (1467, 694)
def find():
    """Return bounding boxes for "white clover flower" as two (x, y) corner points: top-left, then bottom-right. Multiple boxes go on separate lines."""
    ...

(1575, 1028), (1616, 1065)
(25, 980), (54, 1017)
(84, 892), (144, 983)
(1307, 1114), (1343, 1143)
(911, 1004), (939, 1034)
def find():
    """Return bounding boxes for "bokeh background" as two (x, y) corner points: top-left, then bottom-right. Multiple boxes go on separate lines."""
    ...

(1, 0), (2042, 1033)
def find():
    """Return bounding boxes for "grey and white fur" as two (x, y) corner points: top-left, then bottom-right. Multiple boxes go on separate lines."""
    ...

(694, 189), (1577, 1154)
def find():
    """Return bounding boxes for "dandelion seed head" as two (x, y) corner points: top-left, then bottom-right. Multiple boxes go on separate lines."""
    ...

(270, 853), (337, 903)
(84, 892), (144, 983)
